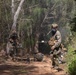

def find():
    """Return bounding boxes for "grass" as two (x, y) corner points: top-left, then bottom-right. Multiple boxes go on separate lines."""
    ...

(66, 45), (76, 63)
(66, 33), (76, 62)
(65, 34), (76, 74)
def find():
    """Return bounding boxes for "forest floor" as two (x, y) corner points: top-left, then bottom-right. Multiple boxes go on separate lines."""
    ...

(0, 53), (67, 75)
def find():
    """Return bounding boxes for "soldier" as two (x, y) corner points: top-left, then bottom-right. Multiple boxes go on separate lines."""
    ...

(10, 30), (18, 43)
(9, 30), (19, 56)
(48, 23), (62, 69)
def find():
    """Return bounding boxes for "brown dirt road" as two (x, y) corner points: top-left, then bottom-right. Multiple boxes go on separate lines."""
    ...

(0, 55), (67, 75)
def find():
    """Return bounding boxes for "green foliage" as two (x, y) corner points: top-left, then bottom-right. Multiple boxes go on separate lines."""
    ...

(68, 59), (76, 75)
(10, 0), (76, 50)
(0, 0), (76, 52)
(32, 7), (44, 22)
(70, 15), (76, 31)
(0, 0), (12, 43)
(67, 45), (76, 63)
(67, 35), (76, 75)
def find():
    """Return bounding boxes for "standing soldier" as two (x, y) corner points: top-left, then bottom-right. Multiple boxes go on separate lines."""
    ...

(48, 23), (62, 70)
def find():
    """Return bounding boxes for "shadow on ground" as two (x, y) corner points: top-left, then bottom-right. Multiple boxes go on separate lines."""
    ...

(0, 64), (38, 75)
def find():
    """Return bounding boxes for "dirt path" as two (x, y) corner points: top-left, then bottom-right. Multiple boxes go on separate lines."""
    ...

(0, 55), (67, 75)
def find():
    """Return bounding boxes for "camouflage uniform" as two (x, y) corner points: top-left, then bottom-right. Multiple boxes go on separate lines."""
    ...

(49, 24), (62, 68)
(52, 30), (61, 48)
(7, 30), (19, 57)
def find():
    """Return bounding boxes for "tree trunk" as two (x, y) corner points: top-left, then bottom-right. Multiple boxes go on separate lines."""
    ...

(6, 0), (25, 55)
(11, 0), (15, 18)
(11, 0), (25, 30)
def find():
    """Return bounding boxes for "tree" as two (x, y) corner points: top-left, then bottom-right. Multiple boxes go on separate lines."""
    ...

(11, 0), (25, 31)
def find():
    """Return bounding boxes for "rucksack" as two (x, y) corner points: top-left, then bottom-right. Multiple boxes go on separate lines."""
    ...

(34, 53), (44, 61)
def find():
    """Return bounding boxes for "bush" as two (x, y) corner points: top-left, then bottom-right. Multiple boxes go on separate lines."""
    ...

(68, 59), (76, 75)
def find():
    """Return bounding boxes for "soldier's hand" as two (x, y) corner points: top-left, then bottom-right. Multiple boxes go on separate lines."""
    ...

(51, 46), (55, 50)
(54, 40), (57, 43)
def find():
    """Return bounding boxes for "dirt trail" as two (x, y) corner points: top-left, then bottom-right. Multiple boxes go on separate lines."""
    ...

(0, 55), (67, 75)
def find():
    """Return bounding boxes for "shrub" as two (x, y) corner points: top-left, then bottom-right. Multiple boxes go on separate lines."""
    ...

(68, 59), (76, 75)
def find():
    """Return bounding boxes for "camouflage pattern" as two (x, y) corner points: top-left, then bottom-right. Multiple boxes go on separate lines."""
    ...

(53, 30), (61, 48)
(48, 28), (62, 67)
(50, 48), (62, 67)
(34, 53), (44, 61)
(6, 30), (20, 58)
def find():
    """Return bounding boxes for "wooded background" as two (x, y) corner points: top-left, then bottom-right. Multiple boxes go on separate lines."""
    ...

(0, 0), (76, 53)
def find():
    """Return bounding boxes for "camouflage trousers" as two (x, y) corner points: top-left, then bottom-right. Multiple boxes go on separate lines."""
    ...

(50, 48), (62, 67)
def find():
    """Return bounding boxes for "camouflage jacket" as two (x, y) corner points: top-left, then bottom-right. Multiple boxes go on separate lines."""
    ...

(53, 30), (61, 48)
